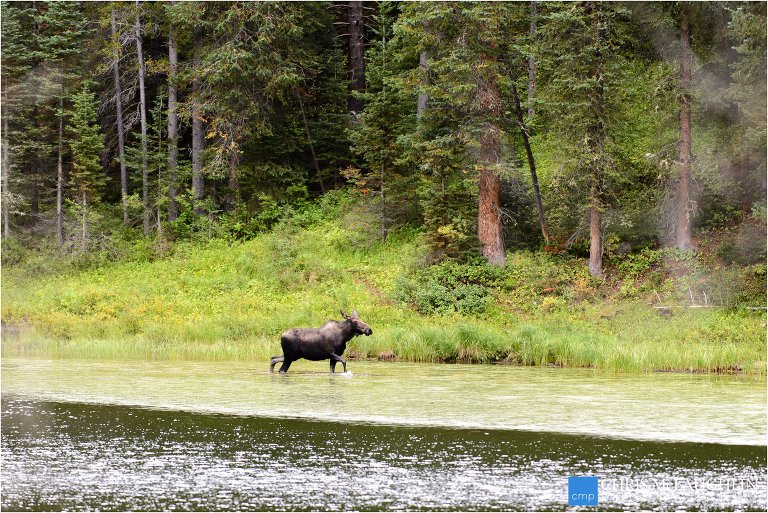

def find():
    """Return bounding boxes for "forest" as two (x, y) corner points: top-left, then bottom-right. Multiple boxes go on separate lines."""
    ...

(1, 1), (766, 372)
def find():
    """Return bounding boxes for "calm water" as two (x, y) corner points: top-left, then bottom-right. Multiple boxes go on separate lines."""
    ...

(2, 358), (766, 511)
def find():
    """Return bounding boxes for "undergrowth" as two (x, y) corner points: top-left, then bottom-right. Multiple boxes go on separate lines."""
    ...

(2, 192), (765, 374)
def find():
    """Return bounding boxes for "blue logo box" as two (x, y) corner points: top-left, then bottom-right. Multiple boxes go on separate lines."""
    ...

(568, 476), (599, 506)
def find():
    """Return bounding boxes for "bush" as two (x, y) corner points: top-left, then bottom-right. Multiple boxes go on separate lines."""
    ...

(613, 248), (663, 278)
(395, 258), (504, 315)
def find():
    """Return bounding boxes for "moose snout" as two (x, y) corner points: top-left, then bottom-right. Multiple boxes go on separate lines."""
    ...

(365, 328), (373, 336)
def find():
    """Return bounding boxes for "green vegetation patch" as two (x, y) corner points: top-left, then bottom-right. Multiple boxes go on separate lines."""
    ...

(3, 212), (765, 375)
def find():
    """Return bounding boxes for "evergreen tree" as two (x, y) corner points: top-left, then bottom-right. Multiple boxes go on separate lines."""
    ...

(0, 2), (36, 239)
(726, 3), (767, 209)
(537, 2), (632, 277)
(69, 84), (106, 251)
(396, 2), (519, 265)
(349, 2), (414, 241)
(38, 1), (92, 246)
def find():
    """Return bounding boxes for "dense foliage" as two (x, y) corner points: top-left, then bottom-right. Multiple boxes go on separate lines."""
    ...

(1, 1), (765, 282)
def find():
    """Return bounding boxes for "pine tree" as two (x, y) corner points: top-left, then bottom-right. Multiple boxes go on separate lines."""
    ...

(349, 2), (413, 241)
(537, 2), (632, 278)
(347, 1), (366, 116)
(726, 3), (767, 211)
(0, 2), (35, 239)
(69, 84), (106, 252)
(397, 2), (516, 265)
(38, 1), (92, 246)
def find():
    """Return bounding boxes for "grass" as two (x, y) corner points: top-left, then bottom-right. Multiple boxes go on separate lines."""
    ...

(2, 207), (766, 374)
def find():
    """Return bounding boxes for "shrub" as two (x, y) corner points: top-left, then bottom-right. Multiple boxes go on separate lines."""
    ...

(613, 248), (663, 278)
(395, 258), (504, 315)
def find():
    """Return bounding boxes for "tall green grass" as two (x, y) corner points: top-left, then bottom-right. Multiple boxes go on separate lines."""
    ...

(3, 215), (765, 373)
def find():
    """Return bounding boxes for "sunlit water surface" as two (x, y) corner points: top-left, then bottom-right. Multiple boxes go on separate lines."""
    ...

(2, 358), (766, 511)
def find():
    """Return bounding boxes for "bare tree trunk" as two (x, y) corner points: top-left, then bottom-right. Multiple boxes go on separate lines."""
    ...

(477, 120), (505, 265)
(675, 3), (693, 250)
(56, 92), (64, 247)
(225, 172), (239, 212)
(81, 191), (87, 253)
(417, 51), (429, 119)
(347, 0), (365, 115)
(192, 27), (205, 218)
(157, 118), (164, 240)
(111, 8), (129, 225)
(512, 85), (549, 244)
(528, 1), (537, 120)
(297, 93), (324, 193)
(588, 188), (603, 279)
(380, 163), (387, 241)
(478, 160), (504, 266)
(30, 168), (38, 221)
(476, 45), (505, 266)
(587, 2), (606, 279)
(167, 13), (179, 222)
(135, 1), (149, 234)
(2, 114), (10, 239)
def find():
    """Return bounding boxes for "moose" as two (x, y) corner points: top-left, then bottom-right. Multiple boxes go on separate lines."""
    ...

(270, 310), (373, 374)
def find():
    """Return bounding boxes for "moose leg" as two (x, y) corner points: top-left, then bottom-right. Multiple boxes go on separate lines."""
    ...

(330, 353), (347, 373)
(278, 358), (293, 374)
(270, 356), (284, 373)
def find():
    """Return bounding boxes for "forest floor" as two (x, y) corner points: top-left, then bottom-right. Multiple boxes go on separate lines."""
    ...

(2, 198), (766, 374)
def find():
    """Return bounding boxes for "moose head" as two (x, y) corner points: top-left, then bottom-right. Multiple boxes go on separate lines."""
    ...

(340, 309), (373, 336)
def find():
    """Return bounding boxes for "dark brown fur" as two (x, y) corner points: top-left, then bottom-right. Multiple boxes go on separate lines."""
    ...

(270, 310), (372, 374)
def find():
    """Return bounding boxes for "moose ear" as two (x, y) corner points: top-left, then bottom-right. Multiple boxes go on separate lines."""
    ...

(339, 309), (350, 319)
(352, 310), (359, 318)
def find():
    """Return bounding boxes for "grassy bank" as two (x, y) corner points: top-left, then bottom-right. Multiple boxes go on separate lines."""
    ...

(2, 202), (765, 373)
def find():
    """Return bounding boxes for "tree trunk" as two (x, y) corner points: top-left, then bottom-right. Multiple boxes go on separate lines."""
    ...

(380, 163), (387, 241)
(30, 167), (38, 221)
(512, 85), (549, 244)
(675, 3), (693, 250)
(528, 1), (537, 120)
(81, 191), (87, 253)
(588, 190), (603, 279)
(476, 42), (505, 266)
(225, 172), (239, 212)
(111, 8), (129, 225)
(417, 51), (429, 119)
(167, 15), (179, 222)
(2, 114), (10, 239)
(347, 0), (365, 115)
(586, 2), (606, 279)
(478, 161), (504, 266)
(297, 92), (324, 193)
(56, 92), (64, 247)
(135, 1), (149, 234)
(192, 27), (205, 217)
(477, 121), (504, 265)
(157, 116), (164, 240)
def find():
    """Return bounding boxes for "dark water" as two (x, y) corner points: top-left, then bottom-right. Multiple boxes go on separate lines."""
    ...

(3, 397), (766, 511)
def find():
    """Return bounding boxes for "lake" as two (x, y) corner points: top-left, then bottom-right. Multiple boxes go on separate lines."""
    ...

(2, 358), (766, 511)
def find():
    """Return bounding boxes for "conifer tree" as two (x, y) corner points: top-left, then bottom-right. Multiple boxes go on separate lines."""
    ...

(38, 1), (91, 246)
(537, 2), (631, 277)
(69, 84), (105, 251)
(0, 2), (35, 239)
(397, 2), (514, 265)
